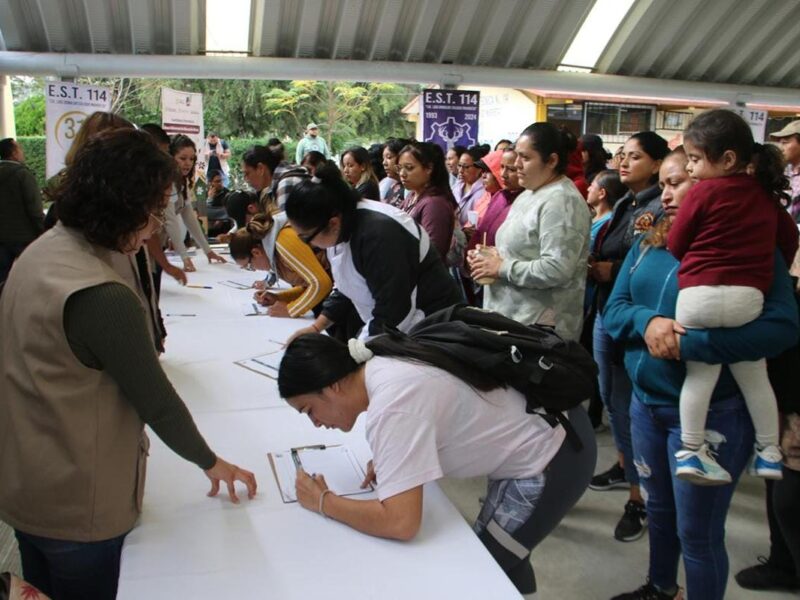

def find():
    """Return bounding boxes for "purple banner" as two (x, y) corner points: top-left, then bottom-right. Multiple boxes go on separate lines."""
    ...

(420, 89), (480, 152)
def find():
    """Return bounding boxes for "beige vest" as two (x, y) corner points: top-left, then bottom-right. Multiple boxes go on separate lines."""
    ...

(0, 224), (148, 541)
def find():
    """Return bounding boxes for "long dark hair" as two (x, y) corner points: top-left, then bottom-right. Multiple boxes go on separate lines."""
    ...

(285, 163), (360, 241)
(626, 131), (669, 185)
(399, 141), (455, 205)
(278, 331), (503, 398)
(242, 145), (281, 176)
(684, 109), (789, 203)
(169, 134), (196, 199)
(341, 146), (379, 189)
(518, 122), (568, 174)
(581, 134), (610, 180)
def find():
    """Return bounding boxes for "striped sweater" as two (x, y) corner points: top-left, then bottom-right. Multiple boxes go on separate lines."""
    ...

(273, 226), (332, 317)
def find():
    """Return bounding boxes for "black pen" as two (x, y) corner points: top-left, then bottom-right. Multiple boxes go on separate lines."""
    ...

(293, 444), (326, 451)
(165, 313), (197, 317)
(290, 448), (303, 470)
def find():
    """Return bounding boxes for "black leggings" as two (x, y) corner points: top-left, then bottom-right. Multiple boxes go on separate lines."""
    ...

(768, 467), (800, 575)
(477, 406), (598, 593)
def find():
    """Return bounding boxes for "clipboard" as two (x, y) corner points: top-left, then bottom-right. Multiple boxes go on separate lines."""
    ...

(267, 445), (374, 503)
(234, 345), (284, 379)
(218, 280), (253, 290)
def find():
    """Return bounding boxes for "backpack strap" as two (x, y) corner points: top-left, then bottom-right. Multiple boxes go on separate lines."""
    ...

(531, 409), (583, 452)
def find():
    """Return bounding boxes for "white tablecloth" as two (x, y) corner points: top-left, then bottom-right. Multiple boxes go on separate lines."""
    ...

(117, 257), (521, 599)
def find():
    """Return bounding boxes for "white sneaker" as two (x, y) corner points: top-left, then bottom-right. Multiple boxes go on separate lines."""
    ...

(749, 444), (784, 480)
(675, 443), (732, 486)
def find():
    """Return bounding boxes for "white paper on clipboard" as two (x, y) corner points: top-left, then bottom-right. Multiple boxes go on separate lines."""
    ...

(267, 446), (373, 503)
(240, 302), (268, 316)
(234, 344), (284, 379)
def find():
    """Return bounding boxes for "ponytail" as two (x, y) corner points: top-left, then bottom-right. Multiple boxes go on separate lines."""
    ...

(228, 212), (275, 260)
(285, 163), (360, 241)
(277, 330), (504, 399)
(751, 142), (790, 206)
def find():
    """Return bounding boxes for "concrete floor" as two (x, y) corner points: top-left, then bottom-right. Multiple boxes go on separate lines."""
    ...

(439, 428), (797, 599)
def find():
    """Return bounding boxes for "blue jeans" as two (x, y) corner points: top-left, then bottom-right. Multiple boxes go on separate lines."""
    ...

(630, 394), (754, 600)
(15, 529), (128, 600)
(593, 313), (638, 485)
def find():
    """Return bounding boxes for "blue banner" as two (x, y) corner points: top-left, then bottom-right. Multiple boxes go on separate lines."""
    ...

(420, 89), (480, 152)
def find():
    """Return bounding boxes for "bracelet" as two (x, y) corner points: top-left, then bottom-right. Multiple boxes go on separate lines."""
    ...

(319, 489), (334, 518)
(311, 322), (321, 333)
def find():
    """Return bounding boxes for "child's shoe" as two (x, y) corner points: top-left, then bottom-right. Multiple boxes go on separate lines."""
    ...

(674, 443), (732, 485)
(749, 444), (784, 480)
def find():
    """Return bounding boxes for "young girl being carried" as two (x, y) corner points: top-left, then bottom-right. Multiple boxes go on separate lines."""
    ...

(669, 109), (799, 485)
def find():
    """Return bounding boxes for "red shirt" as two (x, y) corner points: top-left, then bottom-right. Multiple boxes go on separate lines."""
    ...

(668, 174), (798, 293)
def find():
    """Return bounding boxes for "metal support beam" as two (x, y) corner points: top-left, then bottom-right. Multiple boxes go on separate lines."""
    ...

(2, 51), (800, 109)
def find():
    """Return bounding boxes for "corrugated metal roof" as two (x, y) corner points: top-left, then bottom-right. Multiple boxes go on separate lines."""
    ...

(1, 0), (798, 89)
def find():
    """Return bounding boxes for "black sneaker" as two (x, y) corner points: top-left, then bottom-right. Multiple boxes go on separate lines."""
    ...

(590, 462), (629, 491)
(735, 556), (800, 591)
(614, 500), (647, 542)
(611, 581), (683, 599)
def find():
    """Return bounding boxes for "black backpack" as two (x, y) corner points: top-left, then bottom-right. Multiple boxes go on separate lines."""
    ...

(406, 304), (599, 447)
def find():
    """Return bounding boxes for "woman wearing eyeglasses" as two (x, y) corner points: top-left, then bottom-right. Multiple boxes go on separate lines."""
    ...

(0, 129), (256, 600)
(228, 212), (332, 318)
(452, 148), (486, 227)
(283, 164), (461, 342)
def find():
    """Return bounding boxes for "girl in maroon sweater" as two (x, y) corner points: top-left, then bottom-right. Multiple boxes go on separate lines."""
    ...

(668, 109), (798, 485)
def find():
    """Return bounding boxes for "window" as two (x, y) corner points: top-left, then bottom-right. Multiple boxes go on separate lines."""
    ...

(583, 102), (655, 143)
(657, 111), (692, 131)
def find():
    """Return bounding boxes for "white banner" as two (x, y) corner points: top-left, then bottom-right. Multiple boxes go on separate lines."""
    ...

(161, 87), (204, 151)
(728, 106), (768, 143)
(45, 82), (111, 177)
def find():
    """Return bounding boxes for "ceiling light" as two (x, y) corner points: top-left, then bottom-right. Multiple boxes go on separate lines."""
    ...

(557, 65), (593, 74)
(558, 0), (635, 70)
(205, 0), (251, 54)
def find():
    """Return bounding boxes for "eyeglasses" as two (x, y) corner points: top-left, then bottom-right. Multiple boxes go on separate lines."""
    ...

(457, 163), (477, 170)
(297, 224), (325, 244)
(150, 210), (166, 231)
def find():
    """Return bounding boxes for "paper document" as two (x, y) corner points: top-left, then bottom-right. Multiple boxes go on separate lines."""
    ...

(234, 344), (284, 379)
(268, 445), (373, 503)
(219, 280), (253, 290)
(240, 302), (268, 316)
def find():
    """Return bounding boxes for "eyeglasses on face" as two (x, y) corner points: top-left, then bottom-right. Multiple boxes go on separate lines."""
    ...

(457, 163), (476, 170)
(150, 210), (166, 231)
(297, 224), (325, 244)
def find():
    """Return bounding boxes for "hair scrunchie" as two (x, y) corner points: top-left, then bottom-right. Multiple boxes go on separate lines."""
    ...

(348, 338), (374, 364)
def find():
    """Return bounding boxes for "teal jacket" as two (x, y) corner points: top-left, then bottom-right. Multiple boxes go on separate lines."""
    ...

(603, 242), (799, 406)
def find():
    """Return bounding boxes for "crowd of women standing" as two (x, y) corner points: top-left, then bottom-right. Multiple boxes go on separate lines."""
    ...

(2, 109), (800, 600)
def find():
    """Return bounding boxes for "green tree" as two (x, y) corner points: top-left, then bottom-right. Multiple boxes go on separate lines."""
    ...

(263, 81), (417, 152)
(14, 95), (45, 135)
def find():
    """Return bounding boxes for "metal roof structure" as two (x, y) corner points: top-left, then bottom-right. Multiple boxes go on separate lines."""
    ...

(1, 0), (799, 109)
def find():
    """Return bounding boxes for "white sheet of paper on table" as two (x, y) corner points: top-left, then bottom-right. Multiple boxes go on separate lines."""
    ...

(268, 446), (373, 503)
(218, 280), (253, 290)
(234, 344), (284, 379)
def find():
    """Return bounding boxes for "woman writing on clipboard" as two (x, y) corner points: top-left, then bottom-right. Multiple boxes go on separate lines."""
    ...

(277, 331), (595, 595)
(228, 212), (332, 318)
